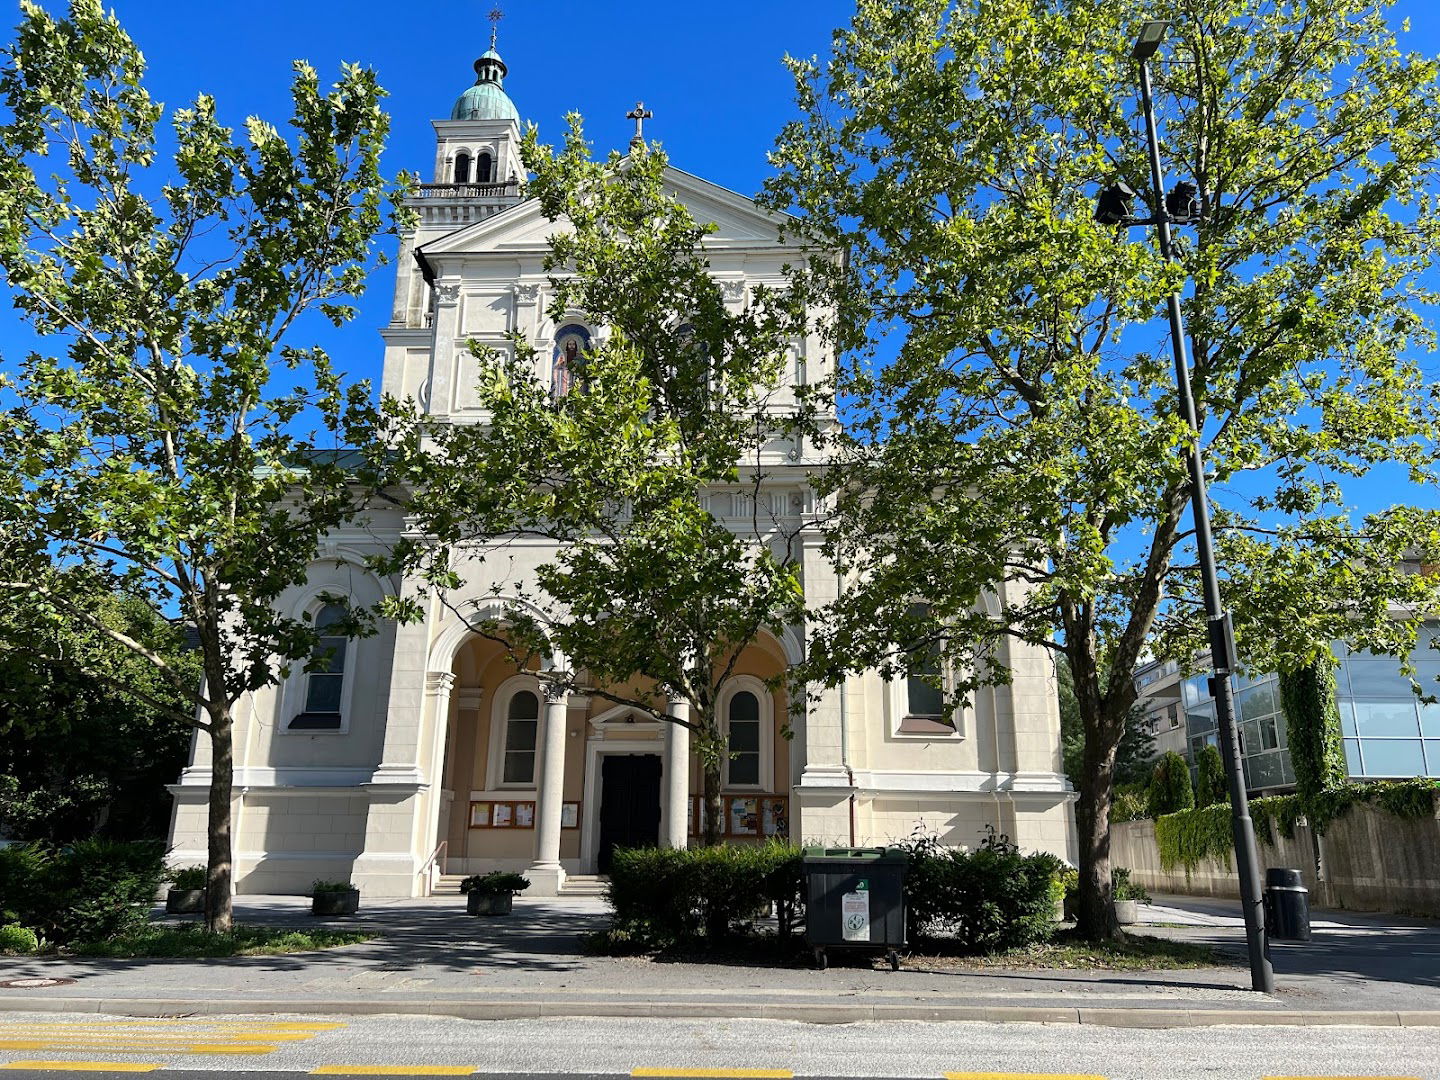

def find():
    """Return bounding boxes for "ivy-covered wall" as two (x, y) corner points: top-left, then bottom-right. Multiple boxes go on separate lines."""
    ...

(1113, 791), (1440, 917)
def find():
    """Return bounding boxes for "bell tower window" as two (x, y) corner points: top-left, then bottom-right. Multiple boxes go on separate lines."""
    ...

(454, 153), (471, 184)
(477, 152), (493, 184)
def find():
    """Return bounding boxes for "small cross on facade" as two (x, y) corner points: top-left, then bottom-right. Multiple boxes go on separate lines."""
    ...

(626, 101), (654, 148)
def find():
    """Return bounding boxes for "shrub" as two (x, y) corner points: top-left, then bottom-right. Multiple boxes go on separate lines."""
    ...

(1194, 744), (1228, 807)
(1110, 782), (1149, 822)
(1111, 866), (1150, 903)
(1147, 751), (1195, 817)
(168, 865), (206, 890)
(459, 872), (530, 895)
(899, 828), (1065, 953)
(0, 843), (45, 925)
(606, 841), (802, 948)
(310, 880), (355, 894)
(1279, 657), (1347, 807)
(32, 839), (166, 945)
(0, 924), (38, 954)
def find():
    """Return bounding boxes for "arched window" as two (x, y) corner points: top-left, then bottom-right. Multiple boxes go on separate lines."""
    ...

(895, 604), (958, 735)
(501, 689), (539, 785)
(454, 152), (471, 184)
(477, 152), (493, 184)
(552, 324), (592, 399)
(291, 603), (349, 731)
(726, 690), (762, 787)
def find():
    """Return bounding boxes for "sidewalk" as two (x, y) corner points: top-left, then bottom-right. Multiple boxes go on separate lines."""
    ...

(0, 893), (1436, 1027)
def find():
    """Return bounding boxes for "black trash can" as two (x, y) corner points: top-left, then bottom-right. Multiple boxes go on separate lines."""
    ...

(802, 846), (907, 971)
(1264, 867), (1311, 942)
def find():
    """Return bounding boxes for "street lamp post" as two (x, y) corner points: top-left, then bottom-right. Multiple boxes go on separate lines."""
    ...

(1122, 19), (1275, 994)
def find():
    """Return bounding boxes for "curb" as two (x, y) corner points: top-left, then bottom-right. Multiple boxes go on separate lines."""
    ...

(0, 997), (1437, 1028)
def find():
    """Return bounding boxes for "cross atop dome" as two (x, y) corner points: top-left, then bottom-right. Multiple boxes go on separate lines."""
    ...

(450, 3), (519, 122)
(488, 6), (503, 49)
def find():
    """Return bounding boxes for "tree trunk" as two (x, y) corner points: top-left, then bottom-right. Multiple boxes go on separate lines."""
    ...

(702, 760), (723, 847)
(204, 703), (234, 934)
(1073, 752), (1119, 941)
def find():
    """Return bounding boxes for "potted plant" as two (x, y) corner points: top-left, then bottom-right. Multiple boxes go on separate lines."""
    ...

(165, 865), (207, 914)
(310, 879), (360, 917)
(1112, 867), (1150, 926)
(460, 871), (530, 915)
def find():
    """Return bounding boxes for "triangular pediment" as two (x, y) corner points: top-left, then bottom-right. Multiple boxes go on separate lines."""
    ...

(417, 164), (796, 259)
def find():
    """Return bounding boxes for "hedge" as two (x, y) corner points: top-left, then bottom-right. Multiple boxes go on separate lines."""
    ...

(1147, 750), (1195, 817)
(1279, 658), (1347, 806)
(0, 839), (165, 946)
(603, 832), (1064, 956)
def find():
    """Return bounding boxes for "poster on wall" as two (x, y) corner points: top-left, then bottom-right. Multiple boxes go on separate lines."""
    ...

(515, 802), (535, 829)
(492, 802), (514, 828)
(561, 803), (579, 829)
(729, 797), (759, 837)
(762, 798), (788, 838)
(469, 802), (490, 828)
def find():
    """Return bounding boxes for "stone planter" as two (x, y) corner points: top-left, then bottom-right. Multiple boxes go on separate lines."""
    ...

(165, 888), (205, 915)
(467, 891), (514, 916)
(1113, 899), (1139, 925)
(311, 889), (360, 917)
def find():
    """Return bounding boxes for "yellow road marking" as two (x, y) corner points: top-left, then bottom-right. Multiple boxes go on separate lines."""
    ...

(1, 1023), (344, 1031)
(1, 1033), (317, 1043)
(311, 1069), (478, 1076)
(1264, 1077), (1423, 1079)
(0, 1065), (162, 1073)
(0, 1042), (276, 1055)
(944, 1075), (1107, 1080)
(632, 1072), (794, 1079)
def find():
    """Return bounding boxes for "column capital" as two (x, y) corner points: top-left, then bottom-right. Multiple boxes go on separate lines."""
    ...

(540, 679), (570, 705)
(425, 670), (457, 695)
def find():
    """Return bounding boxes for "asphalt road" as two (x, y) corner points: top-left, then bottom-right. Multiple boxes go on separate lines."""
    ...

(0, 1014), (1436, 1080)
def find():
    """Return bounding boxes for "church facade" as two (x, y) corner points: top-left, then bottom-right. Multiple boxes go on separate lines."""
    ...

(166, 39), (1076, 897)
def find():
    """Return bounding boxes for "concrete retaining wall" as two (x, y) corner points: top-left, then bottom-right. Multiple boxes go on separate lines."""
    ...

(1111, 802), (1440, 918)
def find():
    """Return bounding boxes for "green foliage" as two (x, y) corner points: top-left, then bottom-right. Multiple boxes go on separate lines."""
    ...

(0, 923), (38, 954)
(1147, 751), (1196, 818)
(309, 880), (355, 895)
(1057, 658), (1157, 792)
(1279, 658), (1348, 808)
(167, 866), (206, 890)
(0, 0), (412, 931)
(0, 839), (165, 945)
(1109, 782), (1150, 823)
(1161, 779), (1440, 872)
(459, 872), (530, 895)
(766, 0), (1440, 940)
(1110, 866), (1150, 903)
(899, 829), (1065, 953)
(1155, 803), (1235, 876)
(1194, 744), (1229, 807)
(0, 587), (199, 843)
(605, 841), (804, 948)
(70, 923), (369, 958)
(383, 118), (817, 843)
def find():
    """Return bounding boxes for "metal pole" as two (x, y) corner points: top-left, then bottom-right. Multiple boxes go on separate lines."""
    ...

(1137, 59), (1274, 994)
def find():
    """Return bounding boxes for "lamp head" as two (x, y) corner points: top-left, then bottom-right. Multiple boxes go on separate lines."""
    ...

(1131, 20), (1171, 60)
(1165, 180), (1201, 222)
(1095, 181), (1137, 226)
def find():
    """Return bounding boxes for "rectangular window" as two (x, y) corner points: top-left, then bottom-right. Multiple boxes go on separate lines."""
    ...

(1354, 738), (1425, 778)
(1344, 738), (1364, 776)
(1352, 700), (1422, 739)
(1260, 714), (1279, 751)
(503, 718), (537, 785)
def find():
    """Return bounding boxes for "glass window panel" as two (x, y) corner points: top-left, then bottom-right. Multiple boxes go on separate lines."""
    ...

(1353, 738), (1424, 779)
(503, 749), (535, 785)
(305, 673), (343, 713)
(1260, 715), (1279, 751)
(506, 718), (537, 752)
(729, 721), (760, 753)
(729, 752), (759, 786)
(1339, 701), (1357, 736)
(1241, 721), (1260, 755)
(1426, 741), (1440, 779)
(907, 675), (943, 717)
(508, 691), (539, 720)
(1280, 752), (1296, 785)
(315, 636), (347, 675)
(1343, 658), (1411, 698)
(1421, 703), (1440, 738)
(1238, 683), (1277, 721)
(1352, 701), (1421, 738)
(1274, 711), (1289, 749)
(315, 603), (347, 630)
(1249, 752), (1285, 788)
(730, 691), (759, 725)
(1343, 738), (1364, 776)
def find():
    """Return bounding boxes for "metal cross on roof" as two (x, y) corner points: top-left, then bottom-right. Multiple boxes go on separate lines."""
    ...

(626, 101), (654, 148)
(488, 6), (503, 47)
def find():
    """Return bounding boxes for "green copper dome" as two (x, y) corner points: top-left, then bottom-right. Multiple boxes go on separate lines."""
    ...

(451, 46), (518, 122)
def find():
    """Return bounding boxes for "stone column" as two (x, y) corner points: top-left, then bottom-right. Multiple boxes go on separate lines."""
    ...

(527, 681), (569, 896)
(661, 697), (691, 849)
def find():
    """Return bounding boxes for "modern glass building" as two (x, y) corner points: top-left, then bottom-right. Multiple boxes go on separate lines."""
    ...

(1182, 625), (1440, 794)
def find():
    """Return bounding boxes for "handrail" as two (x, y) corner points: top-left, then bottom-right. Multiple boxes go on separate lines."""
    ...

(418, 840), (448, 896)
(414, 181), (520, 200)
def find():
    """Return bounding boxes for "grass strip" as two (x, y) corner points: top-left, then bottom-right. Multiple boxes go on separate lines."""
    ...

(68, 923), (371, 959)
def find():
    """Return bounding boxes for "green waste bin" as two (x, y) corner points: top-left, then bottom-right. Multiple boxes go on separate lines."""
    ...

(802, 846), (907, 971)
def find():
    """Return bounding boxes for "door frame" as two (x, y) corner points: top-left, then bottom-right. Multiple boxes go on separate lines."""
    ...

(582, 735), (664, 873)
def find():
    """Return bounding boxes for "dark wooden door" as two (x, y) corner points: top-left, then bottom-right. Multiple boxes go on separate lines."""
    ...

(597, 754), (663, 873)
